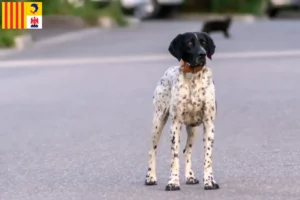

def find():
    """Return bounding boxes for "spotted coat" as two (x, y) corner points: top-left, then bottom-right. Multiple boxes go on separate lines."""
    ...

(145, 64), (219, 191)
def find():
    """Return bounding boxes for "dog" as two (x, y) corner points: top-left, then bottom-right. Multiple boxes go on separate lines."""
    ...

(201, 16), (232, 38)
(145, 32), (219, 191)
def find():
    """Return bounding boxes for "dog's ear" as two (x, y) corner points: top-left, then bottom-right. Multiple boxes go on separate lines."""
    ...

(199, 32), (216, 60)
(168, 34), (183, 61)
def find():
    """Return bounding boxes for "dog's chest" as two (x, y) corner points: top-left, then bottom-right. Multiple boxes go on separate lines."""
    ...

(171, 72), (209, 124)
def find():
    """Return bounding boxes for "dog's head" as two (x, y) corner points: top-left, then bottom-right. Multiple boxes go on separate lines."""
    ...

(168, 32), (216, 67)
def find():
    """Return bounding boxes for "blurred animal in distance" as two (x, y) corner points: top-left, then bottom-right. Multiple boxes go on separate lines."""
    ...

(201, 16), (232, 38)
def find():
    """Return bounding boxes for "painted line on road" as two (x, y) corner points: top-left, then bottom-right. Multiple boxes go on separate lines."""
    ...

(1, 49), (300, 68)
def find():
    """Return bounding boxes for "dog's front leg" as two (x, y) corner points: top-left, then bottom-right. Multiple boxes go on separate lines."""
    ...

(145, 114), (168, 185)
(184, 125), (200, 185)
(165, 119), (182, 191)
(203, 118), (219, 190)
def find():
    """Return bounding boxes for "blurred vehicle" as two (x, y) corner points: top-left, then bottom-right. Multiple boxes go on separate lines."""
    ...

(67, 0), (183, 20)
(120, 0), (183, 20)
(266, 0), (300, 18)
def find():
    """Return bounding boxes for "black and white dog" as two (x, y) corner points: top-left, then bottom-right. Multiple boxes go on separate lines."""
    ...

(145, 32), (219, 191)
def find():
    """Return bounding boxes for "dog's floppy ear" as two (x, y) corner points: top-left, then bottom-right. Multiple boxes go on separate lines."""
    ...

(200, 32), (216, 60)
(168, 34), (183, 61)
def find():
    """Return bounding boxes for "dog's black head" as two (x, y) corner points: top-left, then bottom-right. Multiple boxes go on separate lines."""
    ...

(168, 32), (215, 67)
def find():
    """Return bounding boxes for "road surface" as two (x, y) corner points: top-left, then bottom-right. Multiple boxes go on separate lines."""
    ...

(1, 19), (300, 200)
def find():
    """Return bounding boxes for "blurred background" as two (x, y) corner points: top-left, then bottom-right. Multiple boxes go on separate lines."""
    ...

(1, 1), (300, 200)
(1, 0), (300, 47)
(41, 0), (300, 21)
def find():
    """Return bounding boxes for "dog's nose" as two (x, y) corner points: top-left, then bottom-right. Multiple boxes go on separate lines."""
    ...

(198, 49), (206, 58)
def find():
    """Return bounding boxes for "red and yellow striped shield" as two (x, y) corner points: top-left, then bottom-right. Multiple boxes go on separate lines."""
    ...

(1, 2), (43, 29)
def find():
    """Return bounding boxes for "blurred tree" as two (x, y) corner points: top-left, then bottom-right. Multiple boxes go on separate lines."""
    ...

(181, 0), (210, 12)
(182, 0), (266, 14)
(211, 0), (266, 14)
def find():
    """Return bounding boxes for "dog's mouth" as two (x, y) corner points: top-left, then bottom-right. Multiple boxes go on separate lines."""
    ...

(198, 59), (206, 67)
(188, 57), (206, 67)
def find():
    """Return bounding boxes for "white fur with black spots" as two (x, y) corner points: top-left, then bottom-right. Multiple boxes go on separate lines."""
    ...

(145, 62), (219, 191)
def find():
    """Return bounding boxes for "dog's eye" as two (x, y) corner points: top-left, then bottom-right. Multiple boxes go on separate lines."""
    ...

(200, 40), (206, 45)
(187, 42), (192, 47)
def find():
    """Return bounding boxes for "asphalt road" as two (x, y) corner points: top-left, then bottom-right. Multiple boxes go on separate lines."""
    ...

(1, 19), (300, 200)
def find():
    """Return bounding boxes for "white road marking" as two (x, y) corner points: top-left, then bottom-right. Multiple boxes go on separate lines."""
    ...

(1, 49), (300, 68)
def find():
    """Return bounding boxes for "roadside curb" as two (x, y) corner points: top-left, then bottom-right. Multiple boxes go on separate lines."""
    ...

(14, 34), (33, 50)
(43, 15), (141, 29)
(125, 16), (141, 26)
(0, 28), (102, 59)
(0, 34), (32, 59)
(98, 15), (141, 28)
(42, 15), (88, 29)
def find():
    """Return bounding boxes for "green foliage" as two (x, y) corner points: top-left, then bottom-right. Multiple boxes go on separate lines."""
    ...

(95, 0), (128, 27)
(181, 0), (267, 15)
(211, 0), (266, 14)
(0, 31), (15, 47)
(40, 0), (74, 15)
(0, 0), (127, 48)
(39, 0), (128, 26)
(180, 0), (211, 13)
(0, 30), (24, 48)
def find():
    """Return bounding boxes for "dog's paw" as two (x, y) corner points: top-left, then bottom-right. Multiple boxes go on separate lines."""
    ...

(145, 176), (157, 186)
(204, 181), (220, 190)
(165, 183), (180, 191)
(186, 177), (200, 185)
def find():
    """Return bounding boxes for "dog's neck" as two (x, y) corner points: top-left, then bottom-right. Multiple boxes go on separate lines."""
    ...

(180, 60), (204, 74)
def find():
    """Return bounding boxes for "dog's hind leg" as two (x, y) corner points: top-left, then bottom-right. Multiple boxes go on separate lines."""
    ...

(184, 125), (200, 185)
(165, 119), (182, 191)
(202, 116), (219, 190)
(224, 30), (230, 38)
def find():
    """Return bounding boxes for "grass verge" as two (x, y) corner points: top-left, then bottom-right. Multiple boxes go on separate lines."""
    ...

(210, 0), (266, 15)
(0, 30), (25, 48)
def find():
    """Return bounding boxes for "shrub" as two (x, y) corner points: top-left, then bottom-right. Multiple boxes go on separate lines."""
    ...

(40, 0), (74, 15)
(0, 0), (127, 47)
(41, 0), (128, 26)
(0, 30), (24, 48)
(98, 0), (128, 27)
(180, 0), (267, 15)
(0, 31), (15, 47)
(210, 0), (266, 14)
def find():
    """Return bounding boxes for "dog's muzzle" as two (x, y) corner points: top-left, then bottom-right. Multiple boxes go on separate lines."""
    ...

(196, 54), (205, 63)
(190, 53), (206, 67)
